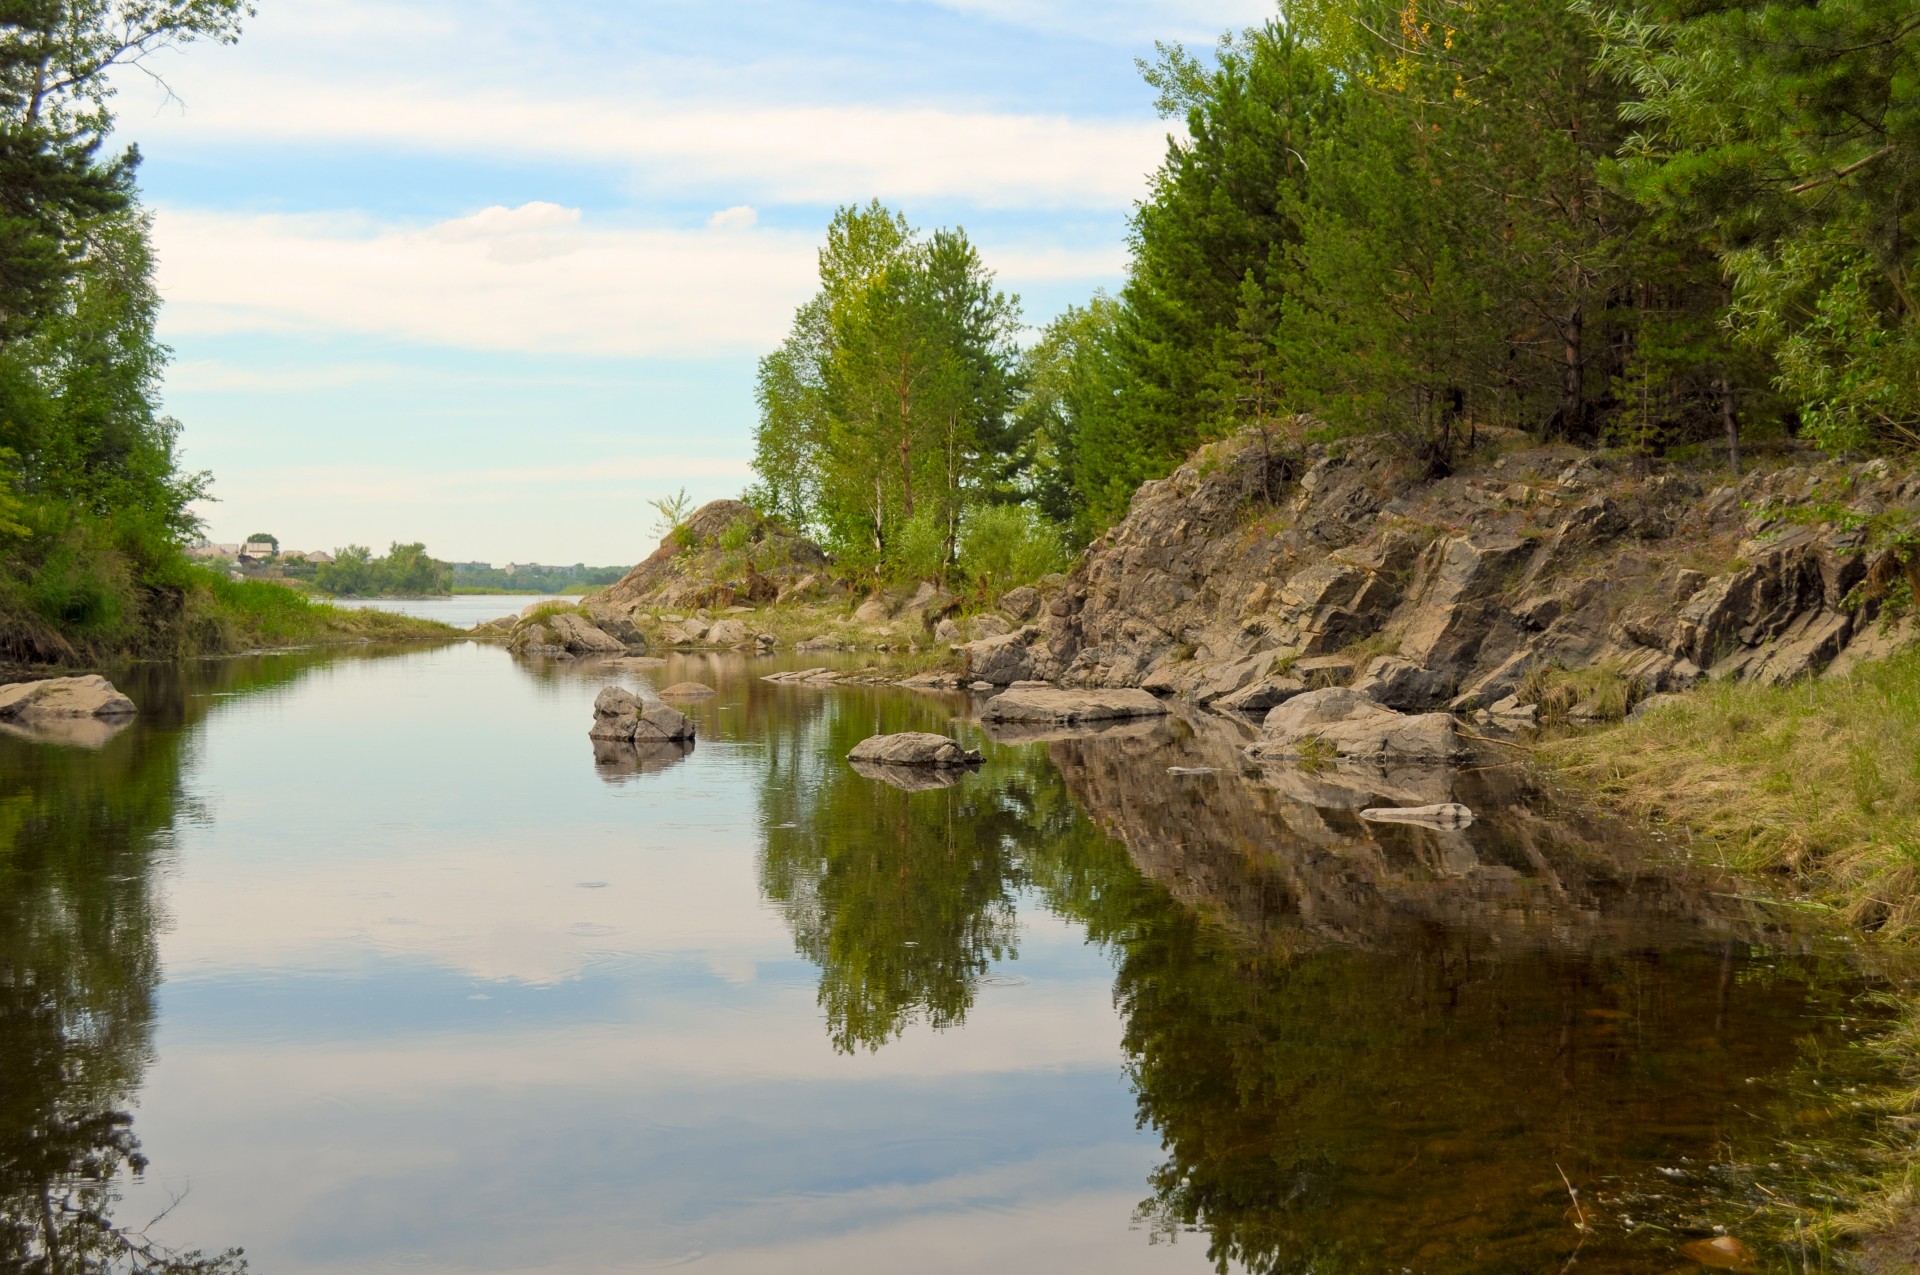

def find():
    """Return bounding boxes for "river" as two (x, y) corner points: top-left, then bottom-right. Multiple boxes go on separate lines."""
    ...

(0, 634), (1895, 1273)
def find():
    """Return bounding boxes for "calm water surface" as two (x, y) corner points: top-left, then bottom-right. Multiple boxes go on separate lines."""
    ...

(330, 594), (566, 627)
(0, 642), (1894, 1273)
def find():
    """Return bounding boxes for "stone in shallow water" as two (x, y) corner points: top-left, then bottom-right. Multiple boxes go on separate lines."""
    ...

(658, 681), (716, 697)
(847, 732), (982, 768)
(588, 687), (696, 743)
(978, 687), (1169, 725)
(0, 675), (136, 722)
(1358, 803), (1476, 829)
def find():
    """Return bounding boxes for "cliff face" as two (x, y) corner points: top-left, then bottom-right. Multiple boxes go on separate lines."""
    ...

(603, 500), (830, 612)
(1027, 433), (1916, 711)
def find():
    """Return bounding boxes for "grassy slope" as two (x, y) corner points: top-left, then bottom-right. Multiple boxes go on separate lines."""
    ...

(201, 575), (458, 649)
(1541, 649), (1920, 1255)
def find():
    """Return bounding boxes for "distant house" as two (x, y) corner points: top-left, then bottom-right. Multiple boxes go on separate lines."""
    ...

(243, 538), (277, 559)
(306, 551), (335, 565)
(188, 543), (241, 561)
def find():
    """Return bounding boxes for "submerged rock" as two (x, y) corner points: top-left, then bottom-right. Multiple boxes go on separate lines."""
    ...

(658, 681), (717, 697)
(588, 687), (696, 743)
(0, 675), (137, 723)
(979, 686), (1169, 725)
(847, 732), (982, 768)
(1358, 802), (1476, 829)
(1248, 687), (1461, 762)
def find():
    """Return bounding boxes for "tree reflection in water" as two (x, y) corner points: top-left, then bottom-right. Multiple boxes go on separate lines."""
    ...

(751, 697), (1890, 1274)
(0, 652), (364, 1274)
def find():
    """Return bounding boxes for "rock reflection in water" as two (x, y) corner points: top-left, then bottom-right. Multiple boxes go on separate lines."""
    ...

(847, 758), (966, 791)
(590, 737), (694, 782)
(1041, 708), (1887, 1274)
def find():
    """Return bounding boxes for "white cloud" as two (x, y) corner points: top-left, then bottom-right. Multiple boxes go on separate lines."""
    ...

(148, 79), (1167, 210)
(151, 203), (1127, 358)
(708, 205), (760, 231)
(151, 203), (820, 357)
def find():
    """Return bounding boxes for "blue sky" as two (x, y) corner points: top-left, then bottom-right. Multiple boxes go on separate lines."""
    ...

(115, 0), (1270, 563)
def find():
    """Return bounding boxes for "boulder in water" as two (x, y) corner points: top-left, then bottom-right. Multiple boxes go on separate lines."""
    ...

(588, 687), (696, 743)
(979, 686), (1168, 726)
(0, 675), (136, 722)
(847, 732), (982, 768)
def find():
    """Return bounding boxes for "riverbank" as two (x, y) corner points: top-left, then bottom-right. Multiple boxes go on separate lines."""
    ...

(1539, 650), (1920, 1259)
(0, 568), (459, 673)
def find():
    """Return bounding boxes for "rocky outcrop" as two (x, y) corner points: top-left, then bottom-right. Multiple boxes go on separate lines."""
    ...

(847, 732), (983, 768)
(602, 500), (830, 612)
(500, 607), (640, 658)
(0, 675), (137, 722)
(1035, 430), (1920, 714)
(588, 687), (696, 743)
(1246, 688), (1461, 762)
(979, 686), (1169, 726)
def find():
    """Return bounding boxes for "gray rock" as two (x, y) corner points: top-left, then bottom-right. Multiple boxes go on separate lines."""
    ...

(1217, 675), (1308, 715)
(1249, 687), (1461, 762)
(847, 732), (983, 768)
(706, 618), (749, 646)
(1351, 656), (1455, 710)
(795, 634), (841, 652)
(1359, 803), (1476, 829)
(969, 613), (1012, 641)
(959, 625), (1043, 685)
(979, 686), (1170, 725)
(934, 618), (961, 643)
(588, 687), (696, 743)
(578, 601), (648, 648)
(549, 612), (627, 655)
(0, 675), (137, 722)
(854, 597), (892, 624)
(999, 586), (1042, 622)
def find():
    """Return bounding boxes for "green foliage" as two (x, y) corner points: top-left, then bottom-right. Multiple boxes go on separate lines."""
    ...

(751, 201), (1022, 581)
(1589, 0), (1920, 451)
(312, 542), (451, 598)
(956, 503), (1067, 598)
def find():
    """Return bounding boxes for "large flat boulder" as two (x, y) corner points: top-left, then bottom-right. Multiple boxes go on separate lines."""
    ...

(979, 686), (1169, 726)
(1248, 687), (1461, 762)
(847, 732), (982, 768)
(588, 687), (697, 743)
(0, 675), (136, 722)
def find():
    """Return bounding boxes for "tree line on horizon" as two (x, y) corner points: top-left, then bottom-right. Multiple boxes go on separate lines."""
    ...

(749, 0), (1918, 573)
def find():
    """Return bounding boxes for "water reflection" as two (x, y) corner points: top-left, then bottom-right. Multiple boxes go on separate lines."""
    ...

(733, 684), (1891, 1272)
(0, 665), (281, 1272)
(750, 687), (1038, 1054)
(0, 645), (1895, 1274)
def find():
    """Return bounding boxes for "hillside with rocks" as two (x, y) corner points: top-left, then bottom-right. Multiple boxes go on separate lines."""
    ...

(955, 433), (1918, 724)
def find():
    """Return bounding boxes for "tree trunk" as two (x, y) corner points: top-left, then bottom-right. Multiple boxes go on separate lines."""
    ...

(1561, 303), (1584, 440)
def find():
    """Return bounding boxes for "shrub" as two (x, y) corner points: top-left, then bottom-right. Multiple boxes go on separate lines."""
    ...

(958, 504), (1069, 598)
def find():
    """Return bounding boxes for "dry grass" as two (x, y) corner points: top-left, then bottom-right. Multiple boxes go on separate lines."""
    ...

(1543, 648), (1920, 935)
(1543, 648), (1920, 1262)
(1520, 659), (1645, 724)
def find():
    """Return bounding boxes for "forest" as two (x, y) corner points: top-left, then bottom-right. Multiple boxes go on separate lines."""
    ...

(750, 0), (1919, 568)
